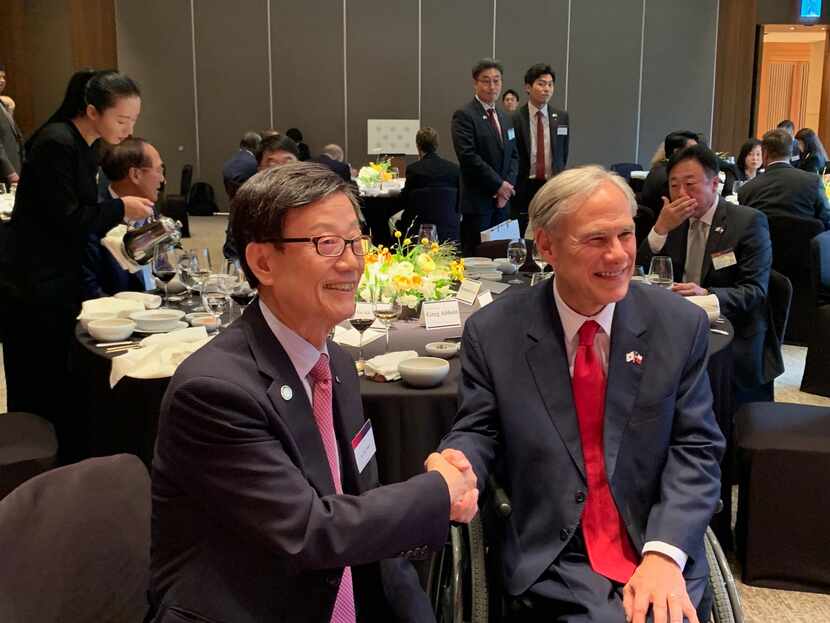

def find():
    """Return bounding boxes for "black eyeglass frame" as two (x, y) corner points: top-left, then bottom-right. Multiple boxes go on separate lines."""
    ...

(263, 234), (371, 257)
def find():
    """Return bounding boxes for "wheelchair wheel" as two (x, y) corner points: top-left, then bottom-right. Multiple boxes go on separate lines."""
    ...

(427, 518), (489, 623)
(704, 527), (744, 623)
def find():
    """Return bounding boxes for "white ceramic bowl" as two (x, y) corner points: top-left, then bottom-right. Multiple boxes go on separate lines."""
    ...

(80, 312), (118, 333)
(398, 356), (450, 388)
(187, 313), (220, 331)
(129, 309), (186, 331)
(425, 341), (460, 359)
(87, 318), (136, 342)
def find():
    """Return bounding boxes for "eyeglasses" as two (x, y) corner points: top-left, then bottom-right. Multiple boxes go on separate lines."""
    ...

(139, 166), (165, 174)
(266, 234), (371, 257)
(476, 78), (502, 86)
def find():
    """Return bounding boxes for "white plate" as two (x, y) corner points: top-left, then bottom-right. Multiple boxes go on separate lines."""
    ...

(463, 257), (494, 266)
(114, 291), (162, 309)
(133, 320), (189, 334)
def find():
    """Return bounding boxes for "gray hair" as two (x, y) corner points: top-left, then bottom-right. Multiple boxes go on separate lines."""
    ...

(528, 165), (637, 235)
(321, 143), (345, 161)
(230, 162), (359, 287)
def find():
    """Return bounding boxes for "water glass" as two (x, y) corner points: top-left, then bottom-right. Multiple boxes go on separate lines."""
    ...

(531, 241), (548, 273)
(506, 239), (527, 284)
(632, 265), (647, 282)
(418, 224), (438, 244)
(648, 256), (674, 289)
(201, 276), (229, 323)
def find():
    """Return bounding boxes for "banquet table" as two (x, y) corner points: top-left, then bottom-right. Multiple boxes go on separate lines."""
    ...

(71, 279), (735, 541)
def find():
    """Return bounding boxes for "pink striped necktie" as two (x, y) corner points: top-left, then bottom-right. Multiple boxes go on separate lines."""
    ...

(309, 354), (356, 623)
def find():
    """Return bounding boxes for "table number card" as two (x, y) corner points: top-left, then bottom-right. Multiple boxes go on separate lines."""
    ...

(477, 291), (493, 307)
(456, 279), (482, 305)
(423, 300), (461, 330)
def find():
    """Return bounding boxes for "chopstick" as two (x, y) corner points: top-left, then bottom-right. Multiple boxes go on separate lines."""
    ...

(95, 340), (135, 347)
(103, 343), (144, 353)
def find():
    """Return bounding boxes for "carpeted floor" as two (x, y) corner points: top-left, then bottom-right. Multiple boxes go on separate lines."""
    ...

(1, 215), (829, 620)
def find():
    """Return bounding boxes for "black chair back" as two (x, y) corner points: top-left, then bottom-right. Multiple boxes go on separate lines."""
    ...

(0, 455), (150, 622)
(410, 187), (460, 243)
(610, 162), (643, 181)
(634, 204), (655, 248)
(180, 164), (193, 197)
(767, 213), (824, 343)
(810, 230), (830, 307)
(767, 270), (793, 348)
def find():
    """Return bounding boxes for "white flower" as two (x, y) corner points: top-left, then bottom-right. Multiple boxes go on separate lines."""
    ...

(389, 261), (414, 277)
(418, 279), (436, 299)
(399, 294), (419, 309)
(437, 284), (452, 299)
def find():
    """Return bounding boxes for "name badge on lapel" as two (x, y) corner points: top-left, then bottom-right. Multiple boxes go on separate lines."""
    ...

(351, 419), (376, 473)
(712, 249), (737, 271)
(557, 126), (569, 136)
(507, 128), (515, 141)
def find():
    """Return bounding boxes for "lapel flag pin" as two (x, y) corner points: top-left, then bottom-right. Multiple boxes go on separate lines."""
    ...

(625, 351), (643, 366)
(280, 385), (293, 401)
(714, 226), (725, 234)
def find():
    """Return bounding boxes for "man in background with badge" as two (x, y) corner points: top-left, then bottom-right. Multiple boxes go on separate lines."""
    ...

(149, 162), (478, 623)
(637, 143), (777, 402)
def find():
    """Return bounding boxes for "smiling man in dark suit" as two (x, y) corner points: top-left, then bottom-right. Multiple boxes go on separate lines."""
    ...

(738, 128), (830, 230)
(150, 163), (479, 623)
(511, 63), (569, 237)
(440, 165), (724, 622)
(639, 144), (778, 402)
(451, 58), (518, 256)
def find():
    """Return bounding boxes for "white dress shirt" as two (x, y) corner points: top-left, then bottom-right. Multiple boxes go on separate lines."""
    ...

(528, 102), (552, 179)
(552, 280), (688, 571)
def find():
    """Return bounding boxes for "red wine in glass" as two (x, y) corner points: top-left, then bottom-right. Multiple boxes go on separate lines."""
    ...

(154, 269), (177, 283)
(230, 290), (255, 306)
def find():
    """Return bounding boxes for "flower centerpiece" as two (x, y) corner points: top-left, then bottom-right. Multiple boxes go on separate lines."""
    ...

(357, 159), (394, 187)
(359, 230), (465, 313)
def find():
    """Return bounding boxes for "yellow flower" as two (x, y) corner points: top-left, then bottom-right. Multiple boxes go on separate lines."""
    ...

(411, 274), (423, 286)
(394, 230), (402, 239)
(381, 171), (393, 181)
(417, 253), (436, 273)
(403, 238), (412, 246)
(421, 237), (429, 246)
(431, 242), (440, 252)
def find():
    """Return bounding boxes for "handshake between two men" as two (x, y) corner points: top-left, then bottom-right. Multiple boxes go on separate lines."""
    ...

(424, 448), (479, 524)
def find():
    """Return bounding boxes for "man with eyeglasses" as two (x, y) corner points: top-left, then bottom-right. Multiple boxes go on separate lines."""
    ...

(452, 58), (518, 256)
(149, 162), (479, 623)
(81, 137), (161, 298)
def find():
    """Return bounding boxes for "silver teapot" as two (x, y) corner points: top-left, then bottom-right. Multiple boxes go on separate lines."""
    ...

(122, 216), (182, 264)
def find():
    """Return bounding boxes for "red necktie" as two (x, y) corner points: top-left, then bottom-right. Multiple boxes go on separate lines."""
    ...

(535, 110), (546, 180)
(309, 354), (356, 623)
(486, 108), (502, 144)
(572, 321), (639, 584)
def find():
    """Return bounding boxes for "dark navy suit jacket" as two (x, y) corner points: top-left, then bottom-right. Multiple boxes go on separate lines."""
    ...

(150, 302), (449, 622)
(441, 280), (725, 597)
(738, 161), (830, 230)
(451, 99), (518, 216)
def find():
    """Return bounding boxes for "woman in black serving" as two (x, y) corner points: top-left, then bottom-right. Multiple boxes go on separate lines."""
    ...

(2, 69), (153, 460)
(795, 127), (828, 175)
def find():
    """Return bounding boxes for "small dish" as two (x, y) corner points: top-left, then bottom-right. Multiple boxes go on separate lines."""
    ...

(425, 341), (460, 359)
(80, 312), (118, 332)
(129, 309), (186, 331)
(88, 318), (136, 342)
(187, 313), (220, 331)
(134, 320), (189, 334)
(398, 356), (450, 388)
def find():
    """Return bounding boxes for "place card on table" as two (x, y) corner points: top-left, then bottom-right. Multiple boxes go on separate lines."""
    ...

(477, 291), (494, 307)
(480, 279), (511, 294)
(423, 300), (462, 330)
(456, 279), (482, 305)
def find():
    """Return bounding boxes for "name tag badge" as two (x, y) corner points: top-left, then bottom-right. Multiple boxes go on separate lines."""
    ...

(712, 250), (737, 271)
(507, 127), (516, 141)
(351, 419), (376, 473)
(456, 279), (482, 305)
(557, 126), (568, 136)
(477, 290), (494, 307)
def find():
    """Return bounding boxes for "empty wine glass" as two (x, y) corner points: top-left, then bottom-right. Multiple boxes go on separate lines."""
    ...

(152, 245), (179, 304)
(373, 294), (401, 353)
(648, 256), (674, 289)
(506, 239), (527, 284)
(187, 248), (212, 310)
(531, 241), (548, 274)
(201, 276), (228, 324)
(349, 300), (375, 374)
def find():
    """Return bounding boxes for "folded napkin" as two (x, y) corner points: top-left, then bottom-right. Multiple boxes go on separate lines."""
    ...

(363, 350), (419, 382)
(101, 225), (142, 273)
(332, 325), (385, 348)
(114, 291), (162, 309)
(686, 294), (721, 324)
(110, 326), (211, 387)
(79, 296), (144, 320)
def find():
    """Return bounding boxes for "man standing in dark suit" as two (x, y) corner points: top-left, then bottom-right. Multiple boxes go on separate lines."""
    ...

(150, 163), (478, 623)
(738, 128), (830, 230)
(511, 63), (569, 236)
(399, 127), (459, 236)
(221, 130), (261, 200)
(639, 144), (778, 401)
(0, 64), (23, 187)
(451, 58), (518, 256)
(440, 165), (724, 621)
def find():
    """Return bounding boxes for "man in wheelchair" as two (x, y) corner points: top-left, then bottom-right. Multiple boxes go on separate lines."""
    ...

(439, 166), (726, 622)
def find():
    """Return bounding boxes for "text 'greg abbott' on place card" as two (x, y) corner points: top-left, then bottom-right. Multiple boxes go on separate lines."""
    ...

(422, 300), (461, 330)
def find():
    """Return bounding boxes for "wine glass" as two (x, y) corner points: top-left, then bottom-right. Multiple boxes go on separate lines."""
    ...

(648, 256), (674, 289)
(373, 293), (401, 353)
(349, 300), (375, 374)
(201, 275), (228, 323)
(152, 245), (179, 304)
(188, 248), (212, 310)
(418, 224), (438, 245)
(506, 239), (527, 284)
(531, 241), (548, 274)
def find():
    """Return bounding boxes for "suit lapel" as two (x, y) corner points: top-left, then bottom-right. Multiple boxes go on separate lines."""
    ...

(525, 283), (586, 481)
(330, 352), (363, 494)
(604, 295), (647, 480)
(473, 99), (502, 148)
(700, 200), (729, 285)
(519, 104), (531, 153)
(549, 111), (559, 169)
(242, 305), (337, 496)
